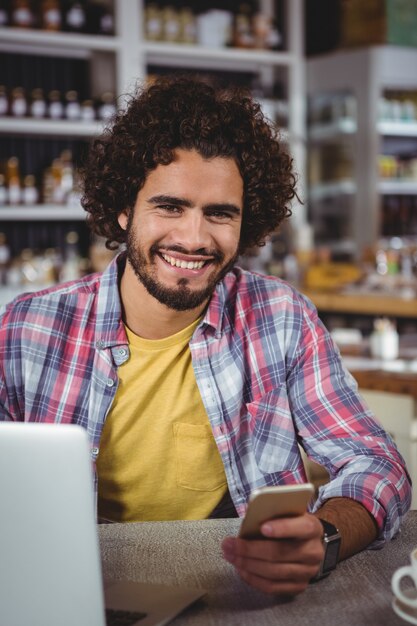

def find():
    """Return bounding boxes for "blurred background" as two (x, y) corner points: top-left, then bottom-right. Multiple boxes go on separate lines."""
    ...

(1, 0), (417, 339)
(2, 0), (417, 501)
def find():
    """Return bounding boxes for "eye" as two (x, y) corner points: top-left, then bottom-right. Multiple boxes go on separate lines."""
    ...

(206, 209), (235, 222)
(157, 204), (182, 214)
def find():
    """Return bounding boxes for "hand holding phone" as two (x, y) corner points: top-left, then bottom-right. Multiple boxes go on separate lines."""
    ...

(238, 483), (314, 540)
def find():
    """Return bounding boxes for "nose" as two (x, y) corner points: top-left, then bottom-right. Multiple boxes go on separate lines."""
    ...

(171, 210), (212, 252)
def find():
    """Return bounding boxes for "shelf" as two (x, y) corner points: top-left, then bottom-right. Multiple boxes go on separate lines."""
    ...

(378, 120), (417, 137)
(307, 47), (417, 254)
(0, 205), (86, 221)
(309, 180), (357, 201)
(303, 288), (417, 318)
(309, 118), (357, 141)
(0, 0), (307, 260)
(144, 41), (293, 72)
(0, 27), (120, 58)
(0, 117), (105, 138)
(378, 180), (417, 195)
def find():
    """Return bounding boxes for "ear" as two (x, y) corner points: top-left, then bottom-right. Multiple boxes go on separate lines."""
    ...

(118, 211), (128, 230)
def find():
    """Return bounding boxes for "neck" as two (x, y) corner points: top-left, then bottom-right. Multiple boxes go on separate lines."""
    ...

(119, 261), (208, 340)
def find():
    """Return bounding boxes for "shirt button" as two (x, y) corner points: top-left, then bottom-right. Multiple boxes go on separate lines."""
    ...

(106, 378), (115, 387)
(91, 447), (99, 457)
(118, 347), (128, 357)
(96, 339), (105, 349)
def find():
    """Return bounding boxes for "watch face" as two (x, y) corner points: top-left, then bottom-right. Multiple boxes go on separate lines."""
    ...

(323, 536), (341, 572)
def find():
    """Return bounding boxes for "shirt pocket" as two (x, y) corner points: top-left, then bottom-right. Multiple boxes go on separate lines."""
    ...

(173, 422), (227, 492)
(246, 386), (300, 475)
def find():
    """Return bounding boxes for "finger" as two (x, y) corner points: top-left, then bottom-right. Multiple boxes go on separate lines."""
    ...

(261, 513), (323, 541)
(237, 568), (310, 596)
(222, 536), (324, 566)
(233, 556), (320, 583)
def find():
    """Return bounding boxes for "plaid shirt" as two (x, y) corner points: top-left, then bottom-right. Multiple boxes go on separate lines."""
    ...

(0, 253), (411, 543)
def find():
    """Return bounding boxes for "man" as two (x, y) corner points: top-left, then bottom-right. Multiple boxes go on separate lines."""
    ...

(0, 76), (411, 597)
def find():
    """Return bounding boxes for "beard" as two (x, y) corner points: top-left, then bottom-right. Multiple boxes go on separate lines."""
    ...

(125, 218), (238, 312)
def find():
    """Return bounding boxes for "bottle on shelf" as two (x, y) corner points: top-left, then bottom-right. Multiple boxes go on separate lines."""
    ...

(66, 166), (82, 207)
(40, 0), (62, 31)
(60, 230), (82, 282)
(97, 91), (116, 121)
(20, 248), (43, 286)
(402, 98), (416, 122)
(400, 247), (415, 281)
(0, 233), (11, 287)
(145, 2), (163, 41)
(51, 157), (65, 203)
(161, 4), (181, 43)
(10, 87), (27, 117)
(233, 3), (255, 48)
(42, 166), (55, 204)
(40, 248), (61, 285)
(255, 13), (282, 50)
(11, 0), (35, 28)
(88, 0), (114, 35)
(63, 0), (87, 32)
(98, 2), (114, 35)
(178, 5), (196, 44)
(60, 149), (75, 203)
(0, 175), (7, 206)
(0, 3), (9, 27)
(65, 90), (81, 120)
(40, 150), (75, 205)
(0, 86), (8, 116)
(252, 11), (270, 49)
(22, 174), (39, 205)
(48, 89), (64, 119)
(81, 98), (95, 121)
(30, 88), (47, 118)
(380, 90), (417, 123)
(5, 156), (22, 205)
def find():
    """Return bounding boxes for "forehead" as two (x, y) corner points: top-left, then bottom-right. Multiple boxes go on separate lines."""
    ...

(140, 149), (243, 203)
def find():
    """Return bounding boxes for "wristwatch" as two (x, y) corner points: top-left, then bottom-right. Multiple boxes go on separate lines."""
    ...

(311, 518), (341, 582)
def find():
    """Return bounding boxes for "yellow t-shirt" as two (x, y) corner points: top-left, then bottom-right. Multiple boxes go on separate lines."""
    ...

(97, 318), (227, 522)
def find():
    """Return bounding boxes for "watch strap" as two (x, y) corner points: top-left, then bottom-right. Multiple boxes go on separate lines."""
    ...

(311, 518), (341, 582)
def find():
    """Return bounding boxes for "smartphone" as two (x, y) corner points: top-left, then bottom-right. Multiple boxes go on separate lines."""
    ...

(238, 483), (315, 540)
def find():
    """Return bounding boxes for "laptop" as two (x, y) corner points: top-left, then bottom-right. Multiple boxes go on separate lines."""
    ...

(0, 422), (205, 626)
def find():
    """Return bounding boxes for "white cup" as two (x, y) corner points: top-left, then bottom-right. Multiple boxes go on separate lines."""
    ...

(392, 548), (417, 608)
(196, 10), (232, 48)
(369, 328), (399, 360)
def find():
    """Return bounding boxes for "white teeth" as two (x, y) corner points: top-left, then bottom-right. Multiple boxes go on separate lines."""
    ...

(161, 253), (205, 270)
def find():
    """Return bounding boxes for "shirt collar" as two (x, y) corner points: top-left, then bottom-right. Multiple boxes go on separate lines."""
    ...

(95, 252), (127, 348)
(198, 270), (238, 339)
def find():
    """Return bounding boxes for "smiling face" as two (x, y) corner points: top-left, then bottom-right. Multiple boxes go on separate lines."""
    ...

(118, 149), (244, 313)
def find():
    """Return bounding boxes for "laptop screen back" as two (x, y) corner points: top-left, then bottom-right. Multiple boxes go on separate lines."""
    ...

(0, 422), (106, 626)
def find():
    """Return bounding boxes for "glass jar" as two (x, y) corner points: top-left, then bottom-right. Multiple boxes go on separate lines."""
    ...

(41, 0), (62, 30)
(30, 88), (47, 118)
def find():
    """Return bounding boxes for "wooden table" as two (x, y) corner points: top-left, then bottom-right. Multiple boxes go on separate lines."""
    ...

(99, 512), (417, 626)
(351, 367), (417, 400)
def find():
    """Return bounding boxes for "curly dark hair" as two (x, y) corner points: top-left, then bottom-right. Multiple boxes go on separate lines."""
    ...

(81, 75), (297, 254)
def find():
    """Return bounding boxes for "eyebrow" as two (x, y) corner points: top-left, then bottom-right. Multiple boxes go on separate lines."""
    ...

(147, 194), (242, 216)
